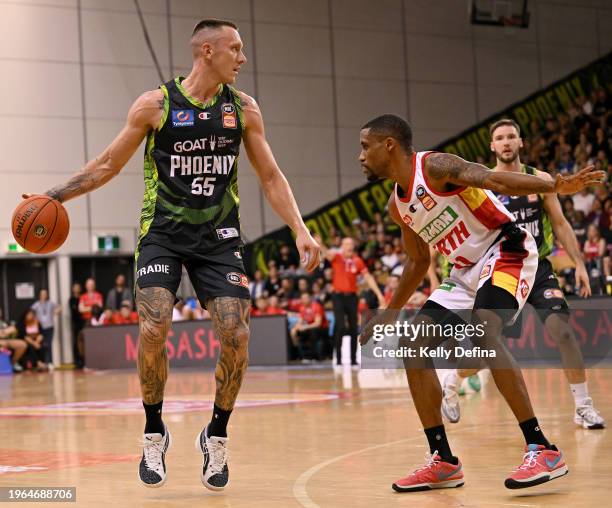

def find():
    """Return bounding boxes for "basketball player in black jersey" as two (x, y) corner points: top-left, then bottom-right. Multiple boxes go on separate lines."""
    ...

(442, 119), (605, 429)
(25, 19), (320, 490)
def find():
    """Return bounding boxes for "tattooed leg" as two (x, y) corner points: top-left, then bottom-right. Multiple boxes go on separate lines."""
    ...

(207, 297), (251, 410)
(136, 286), (174, 405)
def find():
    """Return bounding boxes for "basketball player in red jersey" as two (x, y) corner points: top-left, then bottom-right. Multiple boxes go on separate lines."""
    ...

(24, 19), (320, 490)
(358, 115), (605, 492)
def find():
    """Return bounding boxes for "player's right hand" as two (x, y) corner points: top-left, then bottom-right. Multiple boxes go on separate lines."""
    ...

(575, 262), (592, 298)
(553, 165), (607, 194)
(295, 230), (321, 272)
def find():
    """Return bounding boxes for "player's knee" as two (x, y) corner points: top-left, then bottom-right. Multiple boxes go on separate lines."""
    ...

(546, 315), (573, 346)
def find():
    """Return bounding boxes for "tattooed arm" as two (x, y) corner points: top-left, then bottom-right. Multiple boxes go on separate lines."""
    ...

(40, 89), (164, 203)
(425, 152), (606, 196)
(239, 90), (321, 272)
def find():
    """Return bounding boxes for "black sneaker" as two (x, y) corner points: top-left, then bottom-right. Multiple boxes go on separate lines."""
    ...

(139, 426), (171, 488)
(195, 426), (229, 490)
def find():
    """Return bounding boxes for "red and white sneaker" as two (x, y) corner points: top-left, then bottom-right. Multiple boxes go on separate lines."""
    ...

(505, 444), (568, 489)
(392, 451), (464, 492)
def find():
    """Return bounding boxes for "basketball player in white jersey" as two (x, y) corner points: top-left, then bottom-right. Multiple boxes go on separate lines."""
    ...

(358, 115), (605, 492)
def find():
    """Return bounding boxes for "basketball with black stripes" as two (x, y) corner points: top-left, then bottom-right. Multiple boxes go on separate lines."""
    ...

(11, 195), (70, 254)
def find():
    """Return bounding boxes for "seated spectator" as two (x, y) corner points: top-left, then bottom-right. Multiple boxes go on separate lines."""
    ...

(277, 277), (299, 301)
(573, 188), (596, 216)
(106, 274), (132, 311)
(19, 310), (46, 371)
(79, 278), (104, 325)
(264, 266), (282, 296)
(583, 224), (606, 267)
(0, 309), (26, 373)
(290, 293), (327, 360)
(267, 295), (286, 315)
(571, 210), (588, 246)
(276, 244), (300, 274)
(111, 301), (139, 325)
(297, 277), (310, 294)
(249, 270), (266, 301)
(90, 305), (111, 326)
(380, 244), (399, 271)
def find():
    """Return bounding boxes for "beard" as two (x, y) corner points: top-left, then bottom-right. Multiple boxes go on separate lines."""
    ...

(495, 149), (519, 163)
(363, 166), (381, 182)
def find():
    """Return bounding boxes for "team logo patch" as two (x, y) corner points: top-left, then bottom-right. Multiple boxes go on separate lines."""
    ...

(401, 214), (413, 226)
(222, 103), (237, 129)
(519, 279), (530, 299)
(33, 224), (47, 238)
(172, 109), (194, 127)
(499, 194), (510, 205)
(226, 272), (249, 288)
(234, 251), (242, 259)
(415, 185), (436, 211)
(480, 264), (491, 279)
(527, 193), (539, 203)
(543, 288), (564, 299)
(198, 111), (211, 120)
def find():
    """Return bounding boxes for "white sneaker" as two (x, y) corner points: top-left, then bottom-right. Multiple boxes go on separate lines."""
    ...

(139, 426), (171, 488)
(574, 398), (605, 429)
(195, 426), (230, 490)
(441, 373), (460, 423)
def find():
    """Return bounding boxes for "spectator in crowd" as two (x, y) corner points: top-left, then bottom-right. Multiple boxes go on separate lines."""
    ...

(19, 309), (46, 371)
(111, 301), (139, 325)
(0, 308), (26, 373)
(289, 293), (327, 361)
(249, 270), (266, 300)
(79, 278), (103, 325)
(276, 244), (300, 274)
(90, 305), (111, 326)
(68, 282), (84, 368)
(277, 277), (299, 301)
(105, 274), (132, 311)
(267, 295), (286, 315)
(583, 224), (607, 267)
(264, 265), (282, 296)
(30, 289), (60, 367)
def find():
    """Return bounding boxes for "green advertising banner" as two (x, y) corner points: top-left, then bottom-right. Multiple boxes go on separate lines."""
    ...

(244, 52), (612, 274)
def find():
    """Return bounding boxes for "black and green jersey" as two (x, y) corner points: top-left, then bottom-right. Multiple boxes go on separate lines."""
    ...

(495, 165), (554, 260)
(137, 77), (244, 256)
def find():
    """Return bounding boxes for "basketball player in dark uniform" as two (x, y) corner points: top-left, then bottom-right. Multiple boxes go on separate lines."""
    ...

(442, 119), (605, 429)
(27, 19), (320, 490)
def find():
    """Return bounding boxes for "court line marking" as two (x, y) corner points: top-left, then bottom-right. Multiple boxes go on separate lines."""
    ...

(293, 415), (572, 508)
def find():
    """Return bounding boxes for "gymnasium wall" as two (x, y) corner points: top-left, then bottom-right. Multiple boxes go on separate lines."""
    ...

(0, 0), (610, 251)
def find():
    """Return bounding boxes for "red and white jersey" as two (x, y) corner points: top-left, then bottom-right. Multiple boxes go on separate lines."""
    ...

(394, 151), (513, 268)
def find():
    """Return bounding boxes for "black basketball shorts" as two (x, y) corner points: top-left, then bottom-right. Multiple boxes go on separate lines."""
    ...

(135, 242), (250, 305)
(503, 258), (570, 337)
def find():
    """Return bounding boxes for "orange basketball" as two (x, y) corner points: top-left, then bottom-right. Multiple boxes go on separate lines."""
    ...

(11, 195), (70, 254)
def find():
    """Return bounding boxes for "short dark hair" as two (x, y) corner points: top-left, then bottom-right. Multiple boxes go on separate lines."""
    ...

(489, 118), (521, 138)
(192, 18), (238, 37)
(362, 114), (413, 153)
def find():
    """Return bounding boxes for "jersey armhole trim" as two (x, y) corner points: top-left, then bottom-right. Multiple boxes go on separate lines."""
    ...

(157, 85), (169, 131)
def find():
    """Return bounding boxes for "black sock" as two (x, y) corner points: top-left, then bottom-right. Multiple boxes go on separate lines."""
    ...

(143, 400), (164, 435)
(519, 417), (551, 448)
(424, 425), (456, 463)
(207, 404), (232, 438)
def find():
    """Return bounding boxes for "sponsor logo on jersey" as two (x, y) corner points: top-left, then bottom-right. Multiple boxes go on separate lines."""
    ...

(198, 111), (211, 120)
(169, 154), (236, 177)
(234, 251), (242, 259)
(136, 264), (170, 278)
(222, 103), (237, 129)
(415, 185), (436, 210)
(216, 227), (239, 240)
(418, 206), (458, 243)
(172, 109), (194, 127)
(527, 193), (539, 203)
(173, 136), (217, 153)
(543, 288), (564, 299)
(499, 194), (510, 205)
(409, 204), (418, 213)
(519, 279), (530, 299)
(402, 214), (413, 226)
(226, 272), (249, 288)
(480, 264), (491, 279)
(33, 224), (47, 238)
(433, 220), (471, 258)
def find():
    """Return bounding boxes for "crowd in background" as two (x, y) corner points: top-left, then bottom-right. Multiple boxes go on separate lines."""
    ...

(1, 89), (610, 370)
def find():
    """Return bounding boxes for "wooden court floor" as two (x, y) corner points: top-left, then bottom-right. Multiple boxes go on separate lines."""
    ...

(0, 366), (609, 508)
